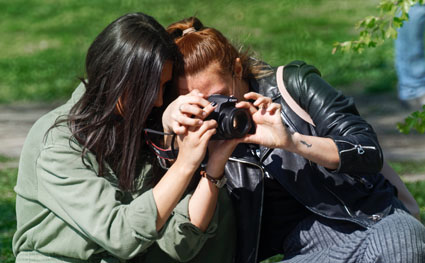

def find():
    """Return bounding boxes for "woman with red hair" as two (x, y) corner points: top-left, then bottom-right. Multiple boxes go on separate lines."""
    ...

(165, 17), (425, 263)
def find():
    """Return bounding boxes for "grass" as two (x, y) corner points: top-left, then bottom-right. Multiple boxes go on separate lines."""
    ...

(388, 160), (425, 221)
(1, 156), (424, 262)
(1, 0), (422, 262)
(0, 166), (18, 263)
(0, 0), (396, 103)
(389, 160), (425, 175)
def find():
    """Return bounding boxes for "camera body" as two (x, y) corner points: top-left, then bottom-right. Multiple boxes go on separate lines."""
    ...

(205, 94), (255, 140)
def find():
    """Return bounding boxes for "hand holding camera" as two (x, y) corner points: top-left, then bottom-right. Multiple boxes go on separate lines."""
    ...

(162, 89), (215, 135)
(235, 92), (291, 149)
(204, 94), (256, 140)
(166, 91), (288, 148)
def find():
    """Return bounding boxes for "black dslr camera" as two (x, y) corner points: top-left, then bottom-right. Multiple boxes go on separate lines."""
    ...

(206, 94), (255, 140)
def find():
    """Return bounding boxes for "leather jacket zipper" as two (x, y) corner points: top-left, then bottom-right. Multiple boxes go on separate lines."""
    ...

(342, 173), (374, 189)
(351, 174), (374, 189)
(280, 111), (299, 133)
(228, 157), (265, 263)
(259, 148), (273, 163)
(262, 112), (357, 221)
(322, 185), (355, 217)
(335, 140), (377, 155)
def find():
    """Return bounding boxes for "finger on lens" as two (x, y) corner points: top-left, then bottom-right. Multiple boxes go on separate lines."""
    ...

(236, 101), (257, 115)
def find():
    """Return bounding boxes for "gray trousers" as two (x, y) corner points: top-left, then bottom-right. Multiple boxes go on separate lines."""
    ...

(281, 205), (425, 262)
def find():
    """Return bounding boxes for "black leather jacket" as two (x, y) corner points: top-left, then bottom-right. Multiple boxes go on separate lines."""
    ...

(224, 61), (397, 263)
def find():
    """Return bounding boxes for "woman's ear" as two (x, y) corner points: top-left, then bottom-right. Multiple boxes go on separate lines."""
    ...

(234, 58), (243, 79)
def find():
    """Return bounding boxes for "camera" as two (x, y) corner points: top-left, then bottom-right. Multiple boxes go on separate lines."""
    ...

(205, 94), (255, 140)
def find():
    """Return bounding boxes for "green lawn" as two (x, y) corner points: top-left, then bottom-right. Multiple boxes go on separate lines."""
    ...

(1, 0), (422, 262)
(0, 166), (18, 263)
(1, 157), (424, 262)
(0, 0), (394, 103)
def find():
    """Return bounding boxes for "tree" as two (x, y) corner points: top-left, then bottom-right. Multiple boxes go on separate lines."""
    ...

(333, 0), (424, 134)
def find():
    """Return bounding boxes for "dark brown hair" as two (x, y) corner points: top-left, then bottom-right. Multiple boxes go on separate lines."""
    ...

(56, 13), (179, 191)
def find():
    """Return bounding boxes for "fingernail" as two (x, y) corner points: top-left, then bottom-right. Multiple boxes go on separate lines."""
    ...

(210, 101), (217, 107)
(202, 111), (207, 116)
(198, 120), (203, 125)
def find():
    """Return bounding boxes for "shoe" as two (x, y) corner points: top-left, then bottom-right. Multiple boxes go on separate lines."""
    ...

(400, 93), (425, 111)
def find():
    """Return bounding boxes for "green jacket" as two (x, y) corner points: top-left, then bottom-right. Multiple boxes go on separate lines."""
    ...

(12, 83), (235, 263)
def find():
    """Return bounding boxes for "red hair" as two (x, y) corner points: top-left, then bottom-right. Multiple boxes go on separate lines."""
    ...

(167, 17), (253, 78)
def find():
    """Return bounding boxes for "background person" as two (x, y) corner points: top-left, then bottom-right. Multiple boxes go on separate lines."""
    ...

(395, 3), (425, 109)
(166, 17), (425, 263)
(12, 12), (235, 263)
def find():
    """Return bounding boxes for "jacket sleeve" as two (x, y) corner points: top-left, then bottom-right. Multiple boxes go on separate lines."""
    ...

(283, 61), (383, 174)
(36, 140), (223, 261)
(155, 189), (225, 262)
(36, 143), (164, 260)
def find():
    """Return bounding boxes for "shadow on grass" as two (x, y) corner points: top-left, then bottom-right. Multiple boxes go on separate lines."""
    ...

(364, 73), (397, 95)
(0, 199), (16, 263)
(0, 171), (422, 263)
(405, 181), (425, 224)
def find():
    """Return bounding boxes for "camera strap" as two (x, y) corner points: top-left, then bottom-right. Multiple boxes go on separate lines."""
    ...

(144, 128), (179, 160)
(276, 66), (316, 127)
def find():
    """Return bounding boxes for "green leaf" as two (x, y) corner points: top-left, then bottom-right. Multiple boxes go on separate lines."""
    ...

(397, 122), (411, 134)
(401, 1), (413, 14)
(397, 107), (425, 134)
(368, 41), (377, 47)
(360, 30), (369, 37)
(400, 11), (410, 21)
(367, 17), (376, 28)
(379, 1), (395, 12)
(385, 25), (398, 39)
(393, 16), (404, 28)
(358, 16), (378, 29)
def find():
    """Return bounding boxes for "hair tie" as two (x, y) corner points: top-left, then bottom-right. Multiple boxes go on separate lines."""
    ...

(182, 27), (196, 36)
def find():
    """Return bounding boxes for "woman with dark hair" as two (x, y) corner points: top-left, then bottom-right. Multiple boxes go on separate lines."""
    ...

(12, 13), (235, 262)
(165, 17), (425, 263)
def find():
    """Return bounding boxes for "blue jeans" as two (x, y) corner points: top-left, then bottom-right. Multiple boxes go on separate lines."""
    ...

(395, 4), (425, 100)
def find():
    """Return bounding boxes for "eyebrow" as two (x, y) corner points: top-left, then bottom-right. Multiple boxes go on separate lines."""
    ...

(208, 87), (230, 95)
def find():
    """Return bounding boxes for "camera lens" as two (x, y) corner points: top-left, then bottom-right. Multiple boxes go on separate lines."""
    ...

(206, 94), (255, 140)
(232, 110), (250, 135)
(219, 108), (252, 139)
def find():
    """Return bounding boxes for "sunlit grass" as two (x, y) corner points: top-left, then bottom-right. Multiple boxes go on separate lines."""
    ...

(0, 0), (394, 103)
(1, 0), (420, 262)
(389, 160), (425, 175)
(2, 156), (424, 262)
